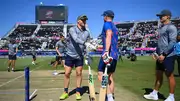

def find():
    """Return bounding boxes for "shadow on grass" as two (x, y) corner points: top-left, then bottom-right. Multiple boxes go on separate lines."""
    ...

(174, 74), (180, 77)
(13, 69), (25, 72)
(142, 88), (166, 100)
(69, 86), (99, 96)
(58, 72), (65, 75)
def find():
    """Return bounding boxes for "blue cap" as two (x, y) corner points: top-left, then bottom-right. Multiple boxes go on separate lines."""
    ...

(156, 9), (172, 17)
(102, 10), (114, 17)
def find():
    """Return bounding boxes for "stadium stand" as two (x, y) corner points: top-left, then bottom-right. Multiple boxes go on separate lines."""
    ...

(0, 18), (179, 55)
(116, 19), (180, 50)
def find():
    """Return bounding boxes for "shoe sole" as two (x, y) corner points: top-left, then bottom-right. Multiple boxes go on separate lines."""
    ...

(143, 96), (158, 100)
(59, 96), (68, 100)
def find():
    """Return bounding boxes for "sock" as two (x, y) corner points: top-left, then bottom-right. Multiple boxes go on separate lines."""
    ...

(169, 93), (174, 98)
(64, 88), (68, 93)
(152, 89), (158, 95)
(76, 87), (81, 94)
(107, 94), (114, 101)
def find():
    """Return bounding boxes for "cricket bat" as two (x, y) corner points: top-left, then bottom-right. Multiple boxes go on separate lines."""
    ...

(88, 65), (96, 101)
(98, 63), (110, 101)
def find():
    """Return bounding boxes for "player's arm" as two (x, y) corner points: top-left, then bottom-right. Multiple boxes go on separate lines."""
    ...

(102, 23), (113, 64)
(104, 22), (113, 52)
(15, 45), (18, 54)
(55, 42), (62, 56)
(105, 29), (112, 51)
(162, 25), (177, 56)
(69, 27), (85, 45)
(55, 46), (62, 56)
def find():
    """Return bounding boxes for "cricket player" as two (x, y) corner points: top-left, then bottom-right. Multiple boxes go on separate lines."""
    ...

(59, 15), (96, 100)
(174, 32), (180, 76)
(7, 39), (18, 72)
(98, 10), (118, 101)
(31, 47), (36, 65)
(53, 35), (66, 75)
(144, 9), (177, 101)
(118, 47), (123, 62)
(21, 46), (25, 58)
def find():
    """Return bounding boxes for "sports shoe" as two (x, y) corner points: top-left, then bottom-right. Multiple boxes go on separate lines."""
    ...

(59, 92), (68, 100)
(12, 68), (15, 72)
(76, 93), (82, 100)
(32, 61), (35, 65)
(7, 67), (10, 72)
(53, 71), (58, 75)
(164, 96), (175, 101)
(144, 92), (158, 100)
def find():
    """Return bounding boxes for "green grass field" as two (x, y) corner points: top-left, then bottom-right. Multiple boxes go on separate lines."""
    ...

(0, 56), (179, 101)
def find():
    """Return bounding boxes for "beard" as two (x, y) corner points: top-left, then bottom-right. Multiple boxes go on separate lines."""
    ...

(81, 25), (86, 31)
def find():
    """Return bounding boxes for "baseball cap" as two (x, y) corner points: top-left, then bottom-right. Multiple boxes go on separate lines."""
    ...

(59, 33), (64, 38)
(156, 9), (172, 17)
(102, 10), (114, 17)
(77, 15), (88, 21)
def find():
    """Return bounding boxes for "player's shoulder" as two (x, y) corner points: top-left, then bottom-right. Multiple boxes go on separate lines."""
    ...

(56, 41), (60, 44)
(104, 21), (113, 26)
(58, 40), (63, 43)
(167, 24), (177, 31)
(103, 22), (113, 29)
(69, 26), (76, 32)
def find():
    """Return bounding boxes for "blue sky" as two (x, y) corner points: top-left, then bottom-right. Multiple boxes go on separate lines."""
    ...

(0, 0), (179, 38)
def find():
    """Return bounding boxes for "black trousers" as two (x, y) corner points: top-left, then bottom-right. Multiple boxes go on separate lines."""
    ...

(176, 56), (180, 75)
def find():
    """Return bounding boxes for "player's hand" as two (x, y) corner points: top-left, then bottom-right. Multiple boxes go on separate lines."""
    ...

(152, 55), (157, 60)
(85, 54), (93, 65)
(14, 53), (17, 55)
(90, 39), (99, 49)
(102, 51), (113, 64)
(85, 42), (97, 51)
(152, 53), (159, 60)
(85, 59), (88, 65)
(158, 55), (165, 63)
(58, 54), (62, 57)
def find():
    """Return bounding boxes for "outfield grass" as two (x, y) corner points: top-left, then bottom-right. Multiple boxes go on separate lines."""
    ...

(0, 56), (179, 100)
(90, 56), (180, 101)
(114, 56), (180, 101)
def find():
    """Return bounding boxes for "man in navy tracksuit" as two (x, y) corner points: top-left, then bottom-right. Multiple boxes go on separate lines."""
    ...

(144, 10), (177, 101)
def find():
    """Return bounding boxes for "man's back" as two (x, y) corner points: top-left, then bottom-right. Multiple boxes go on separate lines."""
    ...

(101, 22), (119, 60)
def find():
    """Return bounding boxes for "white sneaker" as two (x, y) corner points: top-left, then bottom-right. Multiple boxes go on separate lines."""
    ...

(144, 92), (158, 100)
(32, 62), (36, 65)
(164, 96), (175, 101)
(53, 71), (58, 75)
